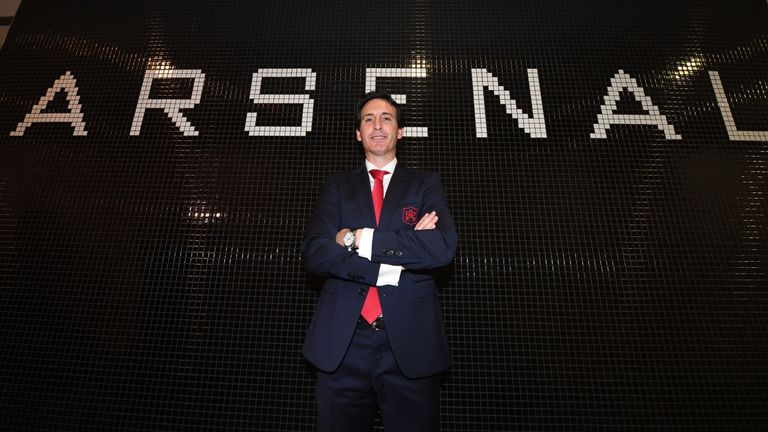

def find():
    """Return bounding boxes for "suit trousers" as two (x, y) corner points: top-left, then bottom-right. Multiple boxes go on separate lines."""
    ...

(315, 324), (441, 432)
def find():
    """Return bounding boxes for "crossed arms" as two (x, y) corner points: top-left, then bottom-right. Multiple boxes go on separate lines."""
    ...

(302, 172), (458, 286)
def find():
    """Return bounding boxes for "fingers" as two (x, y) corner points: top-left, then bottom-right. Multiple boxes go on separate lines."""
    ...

(336, 228), (351, 246)
(414, 211), (438, 230)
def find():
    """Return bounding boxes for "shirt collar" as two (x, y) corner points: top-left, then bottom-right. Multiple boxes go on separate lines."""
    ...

(365, 157), (397, 176)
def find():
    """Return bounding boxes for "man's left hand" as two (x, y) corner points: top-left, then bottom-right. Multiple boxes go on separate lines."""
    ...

(336, 228), (352, 248)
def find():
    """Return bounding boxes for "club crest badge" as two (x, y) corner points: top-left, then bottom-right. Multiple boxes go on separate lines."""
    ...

(402, 207), (419, 225)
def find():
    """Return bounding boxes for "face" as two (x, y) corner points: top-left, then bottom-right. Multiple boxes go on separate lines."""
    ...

(356, 98), (403, 163)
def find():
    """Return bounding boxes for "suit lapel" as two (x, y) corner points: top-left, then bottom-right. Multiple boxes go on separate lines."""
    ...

(351, 166), (377, 226)
(379, 165), (410, 228)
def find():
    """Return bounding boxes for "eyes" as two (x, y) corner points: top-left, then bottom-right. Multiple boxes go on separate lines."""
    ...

(363, 115), (394, 124)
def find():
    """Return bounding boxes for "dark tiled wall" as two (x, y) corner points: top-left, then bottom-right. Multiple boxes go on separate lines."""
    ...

(1, 1), (766, 430)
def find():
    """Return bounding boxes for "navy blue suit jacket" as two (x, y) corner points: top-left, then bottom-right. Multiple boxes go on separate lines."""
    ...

(302, 164), (458, 378)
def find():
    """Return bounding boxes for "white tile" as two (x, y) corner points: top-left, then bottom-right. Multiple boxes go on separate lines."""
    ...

(0, 0), (21, 17)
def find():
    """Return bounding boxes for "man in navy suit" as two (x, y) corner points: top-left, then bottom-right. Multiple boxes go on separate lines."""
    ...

(302, 93), (458, 431)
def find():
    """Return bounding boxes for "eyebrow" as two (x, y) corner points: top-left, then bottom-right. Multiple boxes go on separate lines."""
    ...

(363, 112), (394, 117)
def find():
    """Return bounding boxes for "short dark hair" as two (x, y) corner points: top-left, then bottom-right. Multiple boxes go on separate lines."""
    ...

(354, 92), (404, 130)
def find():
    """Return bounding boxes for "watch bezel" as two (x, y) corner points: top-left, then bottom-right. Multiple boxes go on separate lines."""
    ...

(343, 230), (357, 251)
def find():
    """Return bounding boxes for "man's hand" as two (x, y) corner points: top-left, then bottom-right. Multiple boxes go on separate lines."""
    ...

(336, 228), (352, 247)
(336, 228), (365, 249)
(415, 211), (438, 230)
(336, 211), (437, 248)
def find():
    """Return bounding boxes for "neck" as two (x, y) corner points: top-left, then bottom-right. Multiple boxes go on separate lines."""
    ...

(366, 154), (395, 169)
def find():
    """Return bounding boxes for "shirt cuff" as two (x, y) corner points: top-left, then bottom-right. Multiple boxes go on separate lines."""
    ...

(356, 228), (374, 260)
(376, 264), (402, 287)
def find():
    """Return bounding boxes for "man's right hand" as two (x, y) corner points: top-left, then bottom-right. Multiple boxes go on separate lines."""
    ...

(414, 211), (438, 230)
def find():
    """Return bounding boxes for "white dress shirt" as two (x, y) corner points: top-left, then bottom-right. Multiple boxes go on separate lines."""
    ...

(357, 158), (402, 286)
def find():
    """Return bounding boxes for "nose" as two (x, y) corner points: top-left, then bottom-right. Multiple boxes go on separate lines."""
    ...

(373, 118), (381, 129)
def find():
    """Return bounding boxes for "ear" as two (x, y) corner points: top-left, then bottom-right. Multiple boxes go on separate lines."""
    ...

(397, 128), (404, 139)
(356, 129), (362, 142)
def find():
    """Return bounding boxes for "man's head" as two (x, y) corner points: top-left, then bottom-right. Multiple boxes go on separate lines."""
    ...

(355, 93), (403, 130)
(355, 93), (404, 165)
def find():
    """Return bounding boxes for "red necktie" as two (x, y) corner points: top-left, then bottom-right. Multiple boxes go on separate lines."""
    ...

(361, 169), (389, 324)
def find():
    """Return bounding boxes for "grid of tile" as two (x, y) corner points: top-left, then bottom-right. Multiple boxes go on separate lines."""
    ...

(0, 0), (766, 430)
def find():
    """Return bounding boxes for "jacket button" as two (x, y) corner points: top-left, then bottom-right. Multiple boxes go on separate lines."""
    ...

(395, 251), (403, 256)
(358, 287), (365, 296)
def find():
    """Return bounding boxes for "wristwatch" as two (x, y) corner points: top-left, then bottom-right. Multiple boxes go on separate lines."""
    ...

(343, 229), (359, 251)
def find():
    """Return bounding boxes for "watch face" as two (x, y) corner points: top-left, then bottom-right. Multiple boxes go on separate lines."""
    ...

(344, 232), (354, 246)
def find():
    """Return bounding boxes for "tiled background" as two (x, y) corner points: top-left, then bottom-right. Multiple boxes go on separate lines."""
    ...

(1, 0), (766, 430)
(0, 0), (21, 48)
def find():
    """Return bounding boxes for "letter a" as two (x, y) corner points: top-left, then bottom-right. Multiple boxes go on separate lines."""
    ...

(590, 70), (681, 140)
(10, 71), (88, 136)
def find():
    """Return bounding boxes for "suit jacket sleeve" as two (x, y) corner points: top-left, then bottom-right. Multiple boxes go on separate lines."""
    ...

(301, 174), (382, 285)
(370, 171), (458, 270)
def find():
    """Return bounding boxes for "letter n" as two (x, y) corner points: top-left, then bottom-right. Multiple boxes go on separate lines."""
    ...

(471, 68), (546, 138)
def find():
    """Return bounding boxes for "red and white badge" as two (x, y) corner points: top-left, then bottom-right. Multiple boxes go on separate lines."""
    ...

(402, 207), (419, 225)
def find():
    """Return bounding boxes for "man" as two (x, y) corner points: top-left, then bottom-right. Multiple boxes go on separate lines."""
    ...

(302, 92), (459, 431)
